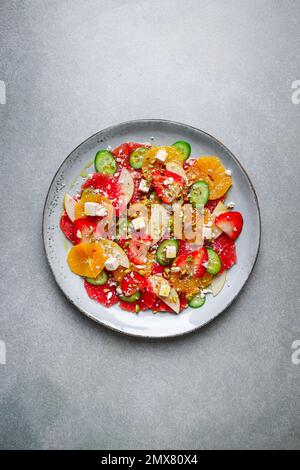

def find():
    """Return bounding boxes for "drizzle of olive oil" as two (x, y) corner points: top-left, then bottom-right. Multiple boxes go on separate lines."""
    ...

(63, 239), (70, 252)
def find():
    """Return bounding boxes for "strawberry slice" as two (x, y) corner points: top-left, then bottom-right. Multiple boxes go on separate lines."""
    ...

(112, 143), (131, 169)
(214, 211), (243, 240)
(151, 169), (186, 204)
(60, 212), (75, 244)
(177, 240), (195, 257)
(119, 289), (157, 312)
(126, 237), (151, 265)
(121, 271), (147, 296)
(151, 262), (166, 275)
(175, 248), (208, 278)
(212, 233), (237, 272)
(73, 217), (98, 244)
(84, 279), (118, 307)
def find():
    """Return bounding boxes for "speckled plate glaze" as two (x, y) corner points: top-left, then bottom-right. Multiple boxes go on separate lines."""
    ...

(43, 120), (260, 338)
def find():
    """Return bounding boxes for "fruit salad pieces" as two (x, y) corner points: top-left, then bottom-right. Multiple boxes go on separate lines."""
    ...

(60, 141), (244, 314)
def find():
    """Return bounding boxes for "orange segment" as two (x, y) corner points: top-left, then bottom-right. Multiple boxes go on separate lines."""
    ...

(142, 146), (185, 180)
(169, 271), (213, 296)
(187, 156), (232, 200)
(74, 189), (112, 219)
(67, 242), (106, 278)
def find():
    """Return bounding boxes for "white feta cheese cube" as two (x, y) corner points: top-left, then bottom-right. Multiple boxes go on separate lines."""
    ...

(139, 179), (150, 193)
(155, 149), (167, 162)
(76, 230), (82, 239)
(105, 257), (119, 271)
(84, 202), (99, 216)
(203, 227), (212, 239)
(132, 216), (146, 231)
(166, 245), (177, 258)
(159, 283), (171, 297)
(227, 201), (235, 209)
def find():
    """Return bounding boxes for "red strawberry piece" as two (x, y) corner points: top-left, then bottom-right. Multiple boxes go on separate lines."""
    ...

(128, 142), (149, 153)
(73, 217), (98, 244)
(212, 233), (237, 272)
(179, 294), (188, 310)
(119, 300), (138, 312)
(130, 172), (143, 203)
(205, 195), (225, 213)
(139, 290), (157, 310)
(84, 279), (118, 307)
(121, 271), (147, 296)
(214, 211), (243, 240)
(112, 143), (131, 169)
(126, 238), (151, 265)
(175, 248), (208, 278)
(60, 212), (75, 244)
(177, 240), (195, 257)
(151, 169), (186, 204)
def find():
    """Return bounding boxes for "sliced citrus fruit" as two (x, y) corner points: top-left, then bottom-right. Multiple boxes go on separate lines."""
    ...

(67, 242), (106, 278)
(186, 156), (232, 200)
(169, 271), (213, 296)
(142, 146), (185, 180)
(74, 188), (112, 219)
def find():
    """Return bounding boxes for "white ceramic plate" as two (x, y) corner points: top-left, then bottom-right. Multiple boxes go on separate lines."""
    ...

(43, 120), (261, 338)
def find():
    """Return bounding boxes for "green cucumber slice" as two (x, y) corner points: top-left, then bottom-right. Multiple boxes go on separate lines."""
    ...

(172, 141), (191, 160)
(189, 180), (210, 207)
(206, 247), (222, 274)
(129, 147), (148, 169)
(119, 291), (141, 302)
(86, 270), (108, 286)
(188, 293), (206, 308)
(156, 239), (179, 266)
(94, 150), (117, 175)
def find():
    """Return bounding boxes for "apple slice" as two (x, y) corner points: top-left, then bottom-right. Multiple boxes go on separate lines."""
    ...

(118, 168), (134, 206)
(166, 161), (188, 183)
(149, 275), (180, 314)
(98, 239), (130, 268)
(149, 204), (170, 245)
(64, 193), (76, 222)
(210, 270), (227, 296)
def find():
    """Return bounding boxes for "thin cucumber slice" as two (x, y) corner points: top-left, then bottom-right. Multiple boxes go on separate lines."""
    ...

(206, 247), (222, 275)
(86, 270), (108, 286)
(189, 180), (210, 207)
(129, 147), (148, 169)
(119, 291), (141, 302)
(156, 239), (179, 266)
(172, 141), (191, 160)
(188, 293), (206, 308)
(94, 150), (117, 175)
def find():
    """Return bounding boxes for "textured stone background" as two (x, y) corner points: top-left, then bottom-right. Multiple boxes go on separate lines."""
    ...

(0, 0), (299, 449)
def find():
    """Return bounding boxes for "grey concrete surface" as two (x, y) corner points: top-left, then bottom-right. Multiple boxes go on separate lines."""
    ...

(0, 0), (300, 450)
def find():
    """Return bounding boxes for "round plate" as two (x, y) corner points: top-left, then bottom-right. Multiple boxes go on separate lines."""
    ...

(43, 120), (261, 338)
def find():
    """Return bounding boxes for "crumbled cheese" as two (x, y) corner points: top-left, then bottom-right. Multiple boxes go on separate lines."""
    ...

(202, 289), (213, 294)
(105, 257), (119, 271)
(76, 230), (82, 239)
(227, 201), (235, 209)
(163, 177), (174, 186)
(139, 179), (150, 193)
(107, 292), (112, 300)
(84, 202), (107, 217)
(166, 245), (177, 258)
(203, 227), (212, 239)
(159, 283), (171, 297)
(155, 149), (167, 162)
(132, 216), (146, 231)
(171, 266), (181, 273)
(225, 169), (232, 176)
(116, 286), (123, 295)
(202, 261), (209, 268)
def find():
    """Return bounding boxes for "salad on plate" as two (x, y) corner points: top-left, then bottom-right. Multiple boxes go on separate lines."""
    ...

(60, 140), (243, 314)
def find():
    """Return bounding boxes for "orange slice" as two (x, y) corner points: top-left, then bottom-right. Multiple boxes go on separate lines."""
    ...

(142, 146), (185, 180)
(169, 271), (213, 296)
(67, 242), (106, 278)
(187, 156), (232, 200)
(74, 189), (112, 219)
